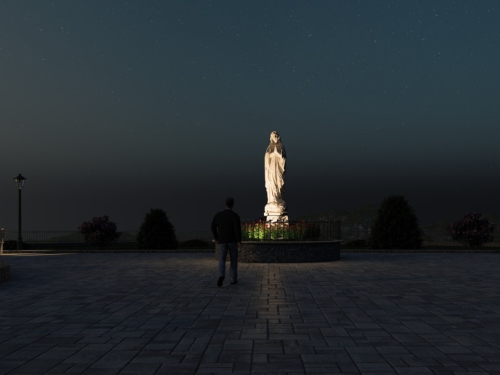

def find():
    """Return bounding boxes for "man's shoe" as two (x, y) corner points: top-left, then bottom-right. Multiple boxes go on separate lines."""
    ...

(231, 281), (238, 285)
(217, 276), (224, 287)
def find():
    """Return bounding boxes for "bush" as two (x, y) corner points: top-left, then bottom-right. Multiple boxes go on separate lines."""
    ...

(447, 212), (495, 249)
(78, 216), (121, 247)
(136, 208), (178, 249)
(369, 195), (423, 249)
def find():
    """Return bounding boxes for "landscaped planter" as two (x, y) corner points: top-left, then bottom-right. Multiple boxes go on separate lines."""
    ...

(215, 241), (341, 263)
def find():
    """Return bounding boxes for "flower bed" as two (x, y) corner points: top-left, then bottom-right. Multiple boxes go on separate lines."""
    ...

(242, 221), (322, 241)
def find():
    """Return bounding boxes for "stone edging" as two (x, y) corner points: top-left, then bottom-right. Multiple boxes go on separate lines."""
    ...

(342, 249), (500, 253)
(3, 248), (497, 254)
(216, 241), (342, 263)
(0, 263), (10, 282)
(2, 249), (213, 254)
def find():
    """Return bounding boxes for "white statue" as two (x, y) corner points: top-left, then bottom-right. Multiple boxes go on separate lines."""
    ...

(264, 131), (288, 222)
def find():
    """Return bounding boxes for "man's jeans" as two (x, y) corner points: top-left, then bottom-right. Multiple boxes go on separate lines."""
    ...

(218, 242), (238, 282)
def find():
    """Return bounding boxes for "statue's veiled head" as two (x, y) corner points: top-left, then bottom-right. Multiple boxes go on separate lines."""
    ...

(266, 131), (285, 156)
(270, 131), (280, 143)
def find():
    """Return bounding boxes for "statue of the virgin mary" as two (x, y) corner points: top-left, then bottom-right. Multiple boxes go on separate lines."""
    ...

(264, 131), (288, 222)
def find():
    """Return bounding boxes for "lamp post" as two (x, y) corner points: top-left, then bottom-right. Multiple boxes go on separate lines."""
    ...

(14, 174), (26, 250)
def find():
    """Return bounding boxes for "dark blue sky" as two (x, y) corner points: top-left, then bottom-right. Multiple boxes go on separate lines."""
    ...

(1, 0), (499, 231)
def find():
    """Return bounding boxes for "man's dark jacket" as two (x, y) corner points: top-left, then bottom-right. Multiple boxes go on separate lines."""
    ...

(211, 209), (242, 243)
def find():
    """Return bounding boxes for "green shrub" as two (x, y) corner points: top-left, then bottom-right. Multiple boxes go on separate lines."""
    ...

(369, 195), (423, 249)
(136, 208), (178, 249)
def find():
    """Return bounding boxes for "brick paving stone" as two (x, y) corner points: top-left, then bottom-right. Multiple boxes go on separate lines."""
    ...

(64, 349), (108, 364)
(65, 363), (92, 373)
(218, 352), (251, 363)
(81, 368), (120, 375)
(1, 348), (48, 361)
(356, 362), (395, 372)
(0, 253), (500, 374)
(197, 362), (234, 372)
(251, 362), (303, 372)
(470, 345), (500, 355)
(267, 353), (302, 364)
(283, 345), (315, 355)
(394, 367), (434, 374)
(9, 358), (62, 373)
(303, 363), (343, 373)
(302, 353), (352, 363)
(156, 363), (199, 373)
(90, 350), (138, 369)
(131, 351), (183, 364)
(113, 338), (150, 351)
(44, 363), (75, 374)
(479, 362), (500, 371)
(0, 361), (24, 375)
(233, 361), (251, 372)
(404, 357), (442, 366)
(448, 353), (487, 362)
(38, 347), (80, 360)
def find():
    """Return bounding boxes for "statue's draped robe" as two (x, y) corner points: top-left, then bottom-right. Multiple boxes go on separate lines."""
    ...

(265, 144), (286, 209)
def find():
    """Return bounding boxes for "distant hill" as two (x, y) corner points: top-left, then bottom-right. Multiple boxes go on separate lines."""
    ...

(301, 206), (498, 228)
(299, 207), (499, 242)
(33, 231), (137, 244)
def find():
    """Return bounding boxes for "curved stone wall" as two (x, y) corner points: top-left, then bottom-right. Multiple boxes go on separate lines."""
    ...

(215, 241), (341, 263)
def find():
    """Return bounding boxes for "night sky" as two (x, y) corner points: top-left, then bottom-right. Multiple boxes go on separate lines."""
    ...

(1, 0), (499, 231)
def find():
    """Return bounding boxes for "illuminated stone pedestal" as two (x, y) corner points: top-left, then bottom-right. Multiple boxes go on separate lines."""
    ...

(264, 214), (289, 223)
(264, 202), (288, 223)
(215, 241), (341, 263)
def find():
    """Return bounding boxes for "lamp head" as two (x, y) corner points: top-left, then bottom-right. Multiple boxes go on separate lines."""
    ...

(14, 174), (26, 190)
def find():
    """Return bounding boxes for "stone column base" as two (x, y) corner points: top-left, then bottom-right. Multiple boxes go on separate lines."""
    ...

(264, 213), (289, 223)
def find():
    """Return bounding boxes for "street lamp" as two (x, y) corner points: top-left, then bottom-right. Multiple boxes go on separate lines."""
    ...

(14, 174), (26, 250)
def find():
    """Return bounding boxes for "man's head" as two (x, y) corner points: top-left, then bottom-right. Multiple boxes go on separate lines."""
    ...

(225, 197), (234, 209)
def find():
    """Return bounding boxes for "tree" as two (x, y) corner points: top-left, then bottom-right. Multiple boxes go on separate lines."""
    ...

(136, 208), (178, 249)
(78, 216), (121, 247)
(369, 195), (423, 249)
(447, 212), (495, 249)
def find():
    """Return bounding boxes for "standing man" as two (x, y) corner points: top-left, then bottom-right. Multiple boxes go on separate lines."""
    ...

(211, 197), (241, 287)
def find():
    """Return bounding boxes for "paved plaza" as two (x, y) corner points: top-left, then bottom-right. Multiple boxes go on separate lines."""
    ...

(0, 252), (499, 375)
